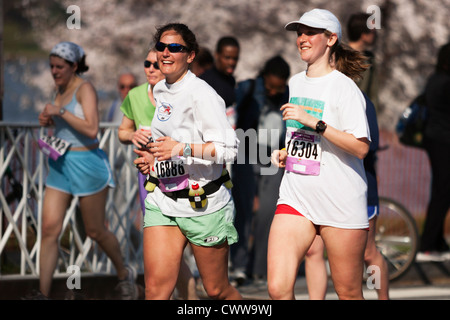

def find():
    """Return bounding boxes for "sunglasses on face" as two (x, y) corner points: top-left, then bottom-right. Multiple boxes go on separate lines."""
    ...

(119, 84), (136, 90)
(155, 42), (187, 53)
(144, 60), (159, 69)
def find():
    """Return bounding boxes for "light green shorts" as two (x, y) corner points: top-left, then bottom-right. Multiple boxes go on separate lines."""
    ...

(144, 199), (238, 247)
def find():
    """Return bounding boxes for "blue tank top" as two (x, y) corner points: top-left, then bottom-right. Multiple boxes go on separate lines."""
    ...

(53, 84), (99, 148)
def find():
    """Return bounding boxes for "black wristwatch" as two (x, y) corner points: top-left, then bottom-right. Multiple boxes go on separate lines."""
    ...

(315, 120), (327, 134)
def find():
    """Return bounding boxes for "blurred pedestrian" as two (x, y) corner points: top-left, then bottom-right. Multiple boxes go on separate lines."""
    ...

(118, 48), (165, 214)
(35, 41), (137, 299)
(417, 42), (450, 262)
(134, 23), (241, 300)
(104, 72), (137, 123)
(268, 9), (371, 300)
(200, 36), (240, 128)
(231, 55), (290, 284)
(190, 46), (214, 77)
(347, 12), (380, 114)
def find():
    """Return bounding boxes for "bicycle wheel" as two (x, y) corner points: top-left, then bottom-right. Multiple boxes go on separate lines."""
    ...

(375, 197), (419, 281)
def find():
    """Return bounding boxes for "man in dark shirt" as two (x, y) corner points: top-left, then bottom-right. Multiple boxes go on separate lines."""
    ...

(200, 36), (240, 109)
(417, 42), (450, 262)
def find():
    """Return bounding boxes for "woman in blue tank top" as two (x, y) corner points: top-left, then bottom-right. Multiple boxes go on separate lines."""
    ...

(33, 42), (137, 299)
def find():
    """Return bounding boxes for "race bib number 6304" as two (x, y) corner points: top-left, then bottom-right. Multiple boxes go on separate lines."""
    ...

(285, 128), (322, 176)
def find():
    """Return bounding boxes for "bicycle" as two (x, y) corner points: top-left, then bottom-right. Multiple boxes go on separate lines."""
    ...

(374, 196), (419, 281)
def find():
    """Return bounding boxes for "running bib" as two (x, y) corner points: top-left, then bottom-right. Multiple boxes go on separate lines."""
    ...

(285, 127), (322, 176)
(154, 158), (189, 192)
(38, 135), (71, 161)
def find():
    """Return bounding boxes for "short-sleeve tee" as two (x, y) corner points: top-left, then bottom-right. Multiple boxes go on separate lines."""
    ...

(120, 82), (155, 129)
(277, 70), (371, 229)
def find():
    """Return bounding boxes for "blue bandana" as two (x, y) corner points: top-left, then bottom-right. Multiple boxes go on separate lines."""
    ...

(50, 42), (85, 63)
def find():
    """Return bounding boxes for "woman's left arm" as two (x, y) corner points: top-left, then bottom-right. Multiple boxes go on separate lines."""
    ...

(321, 126), (370, 160)
(281, 103), (369, 160)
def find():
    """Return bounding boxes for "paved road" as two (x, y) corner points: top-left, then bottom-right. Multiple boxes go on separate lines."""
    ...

(2, 259), (449, 300)
(239, 260), (450, 300)
(239, 278), (450, 300)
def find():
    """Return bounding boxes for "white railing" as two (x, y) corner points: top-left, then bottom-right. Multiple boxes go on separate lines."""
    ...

(0, 122), (143, 279)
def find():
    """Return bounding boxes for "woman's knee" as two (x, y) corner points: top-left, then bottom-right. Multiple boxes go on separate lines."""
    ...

(203, 285), (224, 300)
(41, 219), (63, 240)
(144, 275), (176, 300)
(364, 244), (377, 263)
(84, 227), (108, 242)
(335, 286), (364, 300)
(268, 279), (294, 300)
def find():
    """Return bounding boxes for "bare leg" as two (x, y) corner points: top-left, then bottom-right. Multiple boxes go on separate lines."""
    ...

(267, 214), (317, 300)
(321, 226), (368, 300)
(364, 217), (389, 300)
(79, 188), (128, 280)
(305, 235), (328, 300)
(191, 242), (242, 300)
(39, 188), (72, 297)
(143, 225), (186, 300)
(175, 256), (199, 300)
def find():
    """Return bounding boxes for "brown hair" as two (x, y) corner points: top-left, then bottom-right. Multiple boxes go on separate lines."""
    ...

(153, 23), (199, 56)
(325, 30), (369, 81)
(49, 54), (89, 75)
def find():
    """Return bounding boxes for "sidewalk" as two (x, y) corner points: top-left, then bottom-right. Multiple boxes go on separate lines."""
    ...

(1, 259), (449, 300)
(238, 259), (450, 300)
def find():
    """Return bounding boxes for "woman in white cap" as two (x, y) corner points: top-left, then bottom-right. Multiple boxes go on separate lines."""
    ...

(35, 42), (137, 299)
(268, 9), (371, 300)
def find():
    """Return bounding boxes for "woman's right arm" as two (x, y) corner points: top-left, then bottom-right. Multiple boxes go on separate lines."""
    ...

(118, 116), (150, 149)
(38, 106), (54, 127)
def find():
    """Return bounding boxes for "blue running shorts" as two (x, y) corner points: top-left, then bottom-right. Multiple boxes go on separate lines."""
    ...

(46, 148), (115, 196)
(368, 205), (379, 220)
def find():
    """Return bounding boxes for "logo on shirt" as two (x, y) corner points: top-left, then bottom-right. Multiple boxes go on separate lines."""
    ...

(157, 102), (173, 121)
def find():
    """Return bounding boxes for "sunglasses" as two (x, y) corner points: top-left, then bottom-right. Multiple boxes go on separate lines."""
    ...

(155, 42), (187, 53)
(144, 60), (159, 69)
(119, 84), (136, 90)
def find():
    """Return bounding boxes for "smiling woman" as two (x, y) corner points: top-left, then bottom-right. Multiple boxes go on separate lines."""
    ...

(133, 23), (241, 300)
(152, 26), (198, 84)
(267, 9), (373, 301)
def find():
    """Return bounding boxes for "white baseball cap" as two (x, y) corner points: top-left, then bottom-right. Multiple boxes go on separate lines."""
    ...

(285, 9), (342, 43)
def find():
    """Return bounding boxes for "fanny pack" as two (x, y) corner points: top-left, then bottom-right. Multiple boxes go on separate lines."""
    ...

(145, 169), (232, 202)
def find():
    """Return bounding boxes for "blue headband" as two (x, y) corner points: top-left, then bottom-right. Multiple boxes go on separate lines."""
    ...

(50, 42), (85, 63)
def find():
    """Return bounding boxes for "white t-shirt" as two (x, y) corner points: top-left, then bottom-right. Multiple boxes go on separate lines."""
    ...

(277, 70), (371, 229)
(147, 71), (239, 217)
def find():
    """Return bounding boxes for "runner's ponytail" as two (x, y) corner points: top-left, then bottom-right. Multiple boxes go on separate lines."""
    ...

(325, 31), (370, 81)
